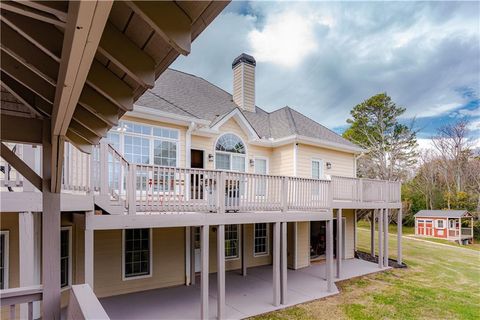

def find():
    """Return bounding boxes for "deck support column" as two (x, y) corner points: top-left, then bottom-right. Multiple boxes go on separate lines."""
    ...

(241, 224), (247, 276)
(370, 209), (376, 257)
(85, 214), (94, 288)
(326, 218), (334, 292)
(383, 208), (389, 267)
(42, 122), (61, 320)
(280, 222), (287, 305)
(190, 227), (196, 285)
(273, 222), (281, 307)
(186, 226), (191, 285)
(336, 209), (343, 278)
(217, 225), (225, 319)
(19, 211), (35, 319)
(377, 208), (383, 269)
(200, 225), (209, 320)
(397, 208), (403, 265)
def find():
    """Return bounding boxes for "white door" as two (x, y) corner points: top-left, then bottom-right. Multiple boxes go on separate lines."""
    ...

(194, 227), (201, 272)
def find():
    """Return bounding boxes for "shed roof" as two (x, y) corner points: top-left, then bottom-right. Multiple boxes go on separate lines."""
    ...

(414, 210), (471, 218)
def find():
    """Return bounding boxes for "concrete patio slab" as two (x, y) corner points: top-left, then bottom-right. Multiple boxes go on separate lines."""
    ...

(100, 258), (382, 319)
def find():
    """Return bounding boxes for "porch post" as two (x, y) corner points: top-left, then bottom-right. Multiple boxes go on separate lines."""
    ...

(186, 226), (191, 285)
(241, 224), (247, 276)
(336, 209), (342, 278)
(397, 208), (403, 265)
(377, 208), (383, 269)
(42, 122), (61, 320)
(190, 227), (196, 285)
(383, 208), (389, 267)
(354, 209), (357, 252)
(217, 225), (225, 319)
(273, 222), (281, 307)
(19, 212), (34, 319)
(326, 218), (334, 292)
(371, 209), (376, 256)
(280, 222), (287, 304)
(200, 225), (209, 320)
(85, 213), (94, 288)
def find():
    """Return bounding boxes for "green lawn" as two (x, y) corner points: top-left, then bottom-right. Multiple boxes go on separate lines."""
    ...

(252, 227), (480, 320)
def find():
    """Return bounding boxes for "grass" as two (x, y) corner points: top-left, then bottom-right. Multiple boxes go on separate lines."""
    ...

(252, 227), (480, 320)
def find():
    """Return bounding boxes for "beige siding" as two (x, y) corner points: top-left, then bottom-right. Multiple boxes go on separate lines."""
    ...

(296, 144), (355, 178)
(122, 115), (188, 168)
(0, 213), (19, 288)
(270, 144), (294, 176)
(232, 63), (255, 112)
(296, 222), (310, 269)
(343, 210), (355, 259)
(93, 228), (185, 298)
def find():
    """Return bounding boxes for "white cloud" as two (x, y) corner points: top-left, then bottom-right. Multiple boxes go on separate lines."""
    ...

(467, 118), (480, 131)
(411, 102), (463, 118)
(248, 11), (319, 68)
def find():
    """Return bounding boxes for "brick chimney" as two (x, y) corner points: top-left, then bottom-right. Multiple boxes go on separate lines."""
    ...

(232, 53), (256, 112)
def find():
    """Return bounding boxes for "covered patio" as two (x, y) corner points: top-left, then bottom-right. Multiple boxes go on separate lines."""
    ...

(100, 259), (383, 320)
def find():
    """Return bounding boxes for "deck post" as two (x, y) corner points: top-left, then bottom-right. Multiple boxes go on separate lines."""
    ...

(200, 225), (209, 320)
(383, 208), (389, 267)
(19, 211), (34, 319)
(280, 222), (287, 304)
(84, 214), (94, 288)
(354, 209), (357, 252)
(190, 227), (196, 285)
(42, 122), (61, 320)
(370, 209), (376, 257)
(99, 140), (109, 195)
(397, 208), (403, 265)
(241, 224), (247, 276)
(273, 222), (281, 307)
(326, 218), (334, 292)
(217, 224), (225, 319)
(378, 208), (383, 269)
(185, 226), (191, 285)
(336, 208), (342, 278)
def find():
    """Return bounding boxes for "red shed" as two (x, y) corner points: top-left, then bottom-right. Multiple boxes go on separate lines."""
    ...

(414, 210), (474, 245)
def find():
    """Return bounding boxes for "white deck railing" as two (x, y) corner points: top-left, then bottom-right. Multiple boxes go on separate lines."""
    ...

(0, 285), (42, 320)
(1, 142), (402, 214)
(66, 284), (110, 320)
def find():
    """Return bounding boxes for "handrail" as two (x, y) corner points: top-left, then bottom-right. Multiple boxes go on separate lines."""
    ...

(0, 285), (43, 320)
(66, 284), (110, 320)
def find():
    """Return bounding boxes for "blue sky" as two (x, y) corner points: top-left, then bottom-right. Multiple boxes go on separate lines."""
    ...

(172, 1), (480, 148)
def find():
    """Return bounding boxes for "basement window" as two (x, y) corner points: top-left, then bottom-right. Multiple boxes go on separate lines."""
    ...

(61, 227), (72, 288)
(225, 225), (239, 259)
(254, 223), (269, 256)
(123, 229), (151, 279)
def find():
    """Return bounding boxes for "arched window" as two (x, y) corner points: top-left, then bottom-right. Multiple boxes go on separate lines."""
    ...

(215, 133), (246, 171)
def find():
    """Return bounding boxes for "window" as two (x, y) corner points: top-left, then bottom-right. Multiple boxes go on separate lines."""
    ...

(124, 135), (150, 164)
(225, 225), (239, 259)
(154, 140), (177, 166)
(255, 158), (267, 196)
(449, 219), (456, 229)
(124, 229), (151, 279)
(312, 159), (324, 179)
(0, 231), (9, 289)
(436, 220), (445, 229)
(215, 134), (246, 172)
(60, 228), (71, 288)
(254, 223), (268, 256)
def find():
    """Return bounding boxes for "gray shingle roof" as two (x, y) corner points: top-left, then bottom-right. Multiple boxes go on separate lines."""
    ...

(414, 210), (471, 218)
(135, 69), (360, 150)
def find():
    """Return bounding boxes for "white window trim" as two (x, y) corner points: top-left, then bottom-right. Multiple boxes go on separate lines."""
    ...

(214, 132), (248, 172)
(311, 158), (325, 179)
(0, 231), (9, 289)
(122, 228), (153, 281)
(253, 223), (269, 257)
(225, 224), (241, 261)
(436, 219), (445, 229)
(110, 121), (181, 167)
(60, 226), (72, 291)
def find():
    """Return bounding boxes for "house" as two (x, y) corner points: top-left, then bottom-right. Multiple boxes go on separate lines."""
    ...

(0, 3), (403, 319)
(414, 210), (474, 244)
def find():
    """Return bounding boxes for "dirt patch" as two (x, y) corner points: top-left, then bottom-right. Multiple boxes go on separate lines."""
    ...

(355, 251), (407, 268)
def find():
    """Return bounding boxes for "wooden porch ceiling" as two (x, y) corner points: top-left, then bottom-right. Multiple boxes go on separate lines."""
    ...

(0, 0), (229, 153)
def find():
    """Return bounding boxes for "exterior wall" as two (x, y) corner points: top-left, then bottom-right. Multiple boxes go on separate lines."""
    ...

(93, 227), (185, 298)
(0, 213), (19, 289)
(296, 222), (310, 269)
(296, 143), (356, 179)
(270, 144), (295, 176)
(415, 217), (448, 239)
(232, 63), (255, 112)
(343, 210), (355, 259)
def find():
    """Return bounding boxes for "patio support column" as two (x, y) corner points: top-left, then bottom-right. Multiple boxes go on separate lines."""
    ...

(85, 214), (94, 288)
(186, 226), (191, 285)
(371, 209), (375, 256)
(377, 208), (383, 269)
(273, 222), (281, 307)
(326, 218), (334, 292)
(397, 208), (403, 265)
(336, 209), (343, 278)
(383, 208), (389, 267)
(280, 222), (287, 305)
(190, 227), (196, 285)
(241, 224), (247, 276)
(200, 225), (209, 320)
(217, 225), (225, 319)
(19, 211), (34, 319)
(42, 122), (61, 320)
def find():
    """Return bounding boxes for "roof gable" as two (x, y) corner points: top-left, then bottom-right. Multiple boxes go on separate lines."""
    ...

(211, 108), (259, 140)
(414, 210), (472, 218)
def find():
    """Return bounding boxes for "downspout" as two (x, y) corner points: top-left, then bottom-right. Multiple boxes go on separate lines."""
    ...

(185, 122), (195, 286)
(186, 122), (196, 169)
(293, 140), (298, 269)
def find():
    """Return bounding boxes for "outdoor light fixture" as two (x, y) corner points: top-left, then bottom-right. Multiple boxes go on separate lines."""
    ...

(326, 162), (332, 169)
(249, 159), (255, 167)
(208, 154), (214, 162)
